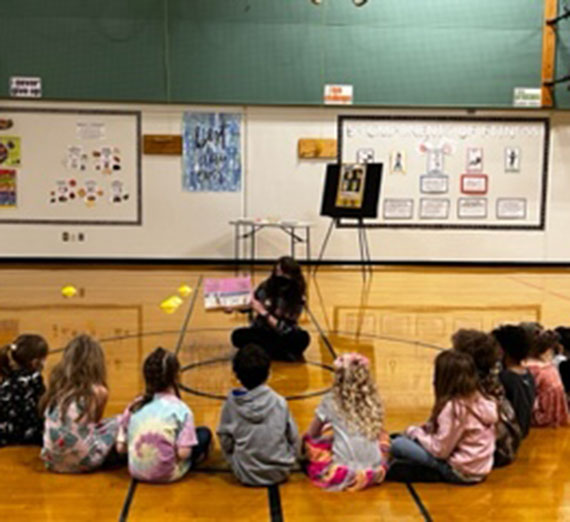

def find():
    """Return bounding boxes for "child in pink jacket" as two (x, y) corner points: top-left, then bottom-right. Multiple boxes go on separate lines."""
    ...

(390, 350), (498, 484)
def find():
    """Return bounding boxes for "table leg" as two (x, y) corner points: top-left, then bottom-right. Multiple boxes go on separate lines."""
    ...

(306, 226), (311, 264)
(234, 222), (240, 275)
(250, 224), (255, 275)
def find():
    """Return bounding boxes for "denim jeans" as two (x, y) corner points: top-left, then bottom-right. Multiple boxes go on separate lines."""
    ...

(390, 435), (476, 484)
(191, 426), (212, 466)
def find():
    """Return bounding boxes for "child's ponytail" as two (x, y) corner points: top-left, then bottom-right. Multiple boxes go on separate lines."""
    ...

(130, 347), (180, 413)
(0, 335), (48, 379)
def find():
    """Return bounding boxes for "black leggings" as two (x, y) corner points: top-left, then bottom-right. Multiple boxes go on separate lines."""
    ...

(231, 326), (310, 362)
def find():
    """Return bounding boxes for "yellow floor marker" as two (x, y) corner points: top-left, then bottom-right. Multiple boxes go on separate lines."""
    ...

(178, 284), (192, 297)
(61, 285), (77, 298)
(160, 295), (183, 313)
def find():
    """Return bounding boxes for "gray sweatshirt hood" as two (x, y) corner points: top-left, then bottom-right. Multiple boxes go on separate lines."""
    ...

(229, 385), (278, 424)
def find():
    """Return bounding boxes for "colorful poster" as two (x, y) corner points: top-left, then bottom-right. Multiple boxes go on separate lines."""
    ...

(0, 169), (16, 207)
(183, 112), (242, 192)
(336, 164), (366, 209)
(0, 137), (21, 167)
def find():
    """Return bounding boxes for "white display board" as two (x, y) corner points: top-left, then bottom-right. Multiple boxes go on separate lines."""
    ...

(339, 116), (549, 229)
(0, 108), (141, 225)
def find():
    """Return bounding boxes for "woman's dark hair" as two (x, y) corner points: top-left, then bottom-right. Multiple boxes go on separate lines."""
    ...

(452, 329), (500, 376)
(492, 325), (531, 364)
(430, 350), (479, 432)
(233, 344), (270, 390)
(0, 334), (48, 379)
(273, 256), (306, 297)
(265, 274), (304, 317)
(131, 347), (180, 413)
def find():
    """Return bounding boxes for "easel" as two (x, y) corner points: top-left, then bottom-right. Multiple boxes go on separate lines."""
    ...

(313, 217), (373, 280)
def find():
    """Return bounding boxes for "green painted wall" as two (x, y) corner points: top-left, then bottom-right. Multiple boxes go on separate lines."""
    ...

(0, 0), (551, 107)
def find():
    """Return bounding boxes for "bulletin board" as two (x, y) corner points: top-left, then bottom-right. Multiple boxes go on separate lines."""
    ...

(338, 116), (549, 230)
(0, 107), (141, 225)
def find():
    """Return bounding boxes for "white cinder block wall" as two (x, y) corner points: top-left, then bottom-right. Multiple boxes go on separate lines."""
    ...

(0, 99), (567, 263)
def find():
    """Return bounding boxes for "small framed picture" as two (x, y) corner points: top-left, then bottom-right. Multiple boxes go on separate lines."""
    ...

(420, 174), (449, 194)
(496, 198), (527, 219)
(383, 198), (414, 219)
(419, 198), (450, 220)
(504, 147), (521, 172)
(457, 198), (487, 219)
(460, 174), (488, 195)
(356, 148), (375, 164)
(466, 147), (483, 172)
(390, 150), (406, 174)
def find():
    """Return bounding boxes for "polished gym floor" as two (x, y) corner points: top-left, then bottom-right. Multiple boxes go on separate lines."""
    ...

(0, 265), (569, 521)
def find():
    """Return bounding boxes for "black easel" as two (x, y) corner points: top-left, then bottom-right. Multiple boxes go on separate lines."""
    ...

(313, 217), (372, 280)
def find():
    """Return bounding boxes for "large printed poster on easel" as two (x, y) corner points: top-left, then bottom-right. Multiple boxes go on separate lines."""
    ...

(0, 108), (141, 225)
(339, 115), (549, 229)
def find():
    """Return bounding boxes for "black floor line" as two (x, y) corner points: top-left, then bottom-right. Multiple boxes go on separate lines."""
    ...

(406, 483), (433, 522)
(305, 304), (337, 359)
(118, 479), (138, 522)
(174, 276), (202, 356)
(268, 485), (284, 522)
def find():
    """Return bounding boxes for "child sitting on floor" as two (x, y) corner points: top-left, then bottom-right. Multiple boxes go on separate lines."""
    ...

(303, 352), (390, 491)
(391, 350), (497, 484)
(41, 335), (119, 473)
(453, 329), (522, 467)
(217, 343), (299, 486)
(554, 326), (570, 397)
(117, 347), (211, 483)
(493, 325), (536, 439)
(0, 335), (48, 447)
(523, 329), (568, 427)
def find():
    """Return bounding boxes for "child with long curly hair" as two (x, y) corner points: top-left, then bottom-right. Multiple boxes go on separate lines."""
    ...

(302, 352), (390, 491)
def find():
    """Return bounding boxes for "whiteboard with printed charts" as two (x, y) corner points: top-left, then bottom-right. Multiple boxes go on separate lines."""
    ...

(339, 115), (548, 230)
(0, 107), (141, 225)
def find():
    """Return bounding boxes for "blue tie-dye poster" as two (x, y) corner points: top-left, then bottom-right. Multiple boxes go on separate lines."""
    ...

(182, 112), (242, 192)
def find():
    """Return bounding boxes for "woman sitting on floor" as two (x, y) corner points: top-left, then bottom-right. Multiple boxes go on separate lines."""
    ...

(231, 256), (310, 361)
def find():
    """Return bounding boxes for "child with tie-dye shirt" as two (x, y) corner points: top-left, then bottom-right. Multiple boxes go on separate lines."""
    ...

(117, 348), (211, 483)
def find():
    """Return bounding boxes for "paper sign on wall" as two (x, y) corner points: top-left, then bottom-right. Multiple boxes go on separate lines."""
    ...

(513, 88), (541, 108)
(324, 84), (353, 105)
(10, 77), (42, 98)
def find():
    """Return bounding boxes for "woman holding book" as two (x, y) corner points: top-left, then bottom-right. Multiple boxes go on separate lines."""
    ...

(231, 256), (310, 362)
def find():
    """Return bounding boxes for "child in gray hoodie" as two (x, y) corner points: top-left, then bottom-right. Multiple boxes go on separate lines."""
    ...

(217, 344), (299, 486)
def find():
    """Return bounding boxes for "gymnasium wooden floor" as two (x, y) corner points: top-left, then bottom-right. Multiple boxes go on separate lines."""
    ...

(1, 264), (570, 521)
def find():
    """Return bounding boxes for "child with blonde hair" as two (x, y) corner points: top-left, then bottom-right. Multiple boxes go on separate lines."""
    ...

(303, 352), (390, 491)
(0, 335), (48, 447)
(40, 335), (119, 473)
